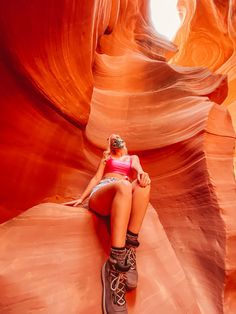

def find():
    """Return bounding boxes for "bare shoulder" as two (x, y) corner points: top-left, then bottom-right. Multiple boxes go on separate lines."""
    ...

(130, 154), (140, 165)
(130, 154), (140, 161)
(102, 151), (110, 164)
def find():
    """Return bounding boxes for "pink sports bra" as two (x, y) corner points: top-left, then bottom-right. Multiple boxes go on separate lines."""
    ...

(104, 155), (132, 177)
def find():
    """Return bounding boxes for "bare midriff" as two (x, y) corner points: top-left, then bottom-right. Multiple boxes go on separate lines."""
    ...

(103, 172), (131, 181)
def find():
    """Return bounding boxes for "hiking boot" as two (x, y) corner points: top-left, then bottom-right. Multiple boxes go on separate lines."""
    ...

(125, 237), (139, 291)
(101, 249), (130, 314)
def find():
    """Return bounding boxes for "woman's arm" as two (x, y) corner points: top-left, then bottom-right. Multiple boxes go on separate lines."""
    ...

(64, 157), (106, 206)
(131, 155), (151, 187)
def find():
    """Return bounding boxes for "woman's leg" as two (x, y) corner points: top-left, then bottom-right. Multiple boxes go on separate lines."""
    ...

(127, 179), (151, 234)
(88, 179), (133, 247)
(91, 180), (133, 313)
(124, 180), (151, 291)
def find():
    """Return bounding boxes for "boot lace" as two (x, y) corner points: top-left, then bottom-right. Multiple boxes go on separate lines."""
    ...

(126, 247), (136, 270)
(110, 269), (127, 306)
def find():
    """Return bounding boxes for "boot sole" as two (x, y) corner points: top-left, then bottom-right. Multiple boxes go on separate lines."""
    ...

(101, 263), (107, 314)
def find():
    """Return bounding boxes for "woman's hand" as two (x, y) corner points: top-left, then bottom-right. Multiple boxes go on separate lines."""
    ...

(63, 198), (83, 207)
(137, 172), (151, 187)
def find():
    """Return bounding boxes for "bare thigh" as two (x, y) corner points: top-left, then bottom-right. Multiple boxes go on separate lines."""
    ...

(88, 180), (133, 216)
(88, 181), (119, 216)
(131, 179), (138, 190)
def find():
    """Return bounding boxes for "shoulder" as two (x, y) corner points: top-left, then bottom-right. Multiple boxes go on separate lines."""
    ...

(102, 151), (111, 164)
(129, 154), (140, 165)
(130, 154), (140, 161)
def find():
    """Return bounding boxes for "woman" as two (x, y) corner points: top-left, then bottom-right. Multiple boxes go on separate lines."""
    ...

(64, 134), (151, 314)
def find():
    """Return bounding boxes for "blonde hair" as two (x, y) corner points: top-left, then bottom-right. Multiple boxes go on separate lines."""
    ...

(103, 134), (128, 162)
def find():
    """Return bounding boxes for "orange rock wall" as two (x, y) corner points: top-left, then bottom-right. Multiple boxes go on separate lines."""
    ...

(172, 2), (236, 311)
(173, 0), (236, 136)
(173, 0), (233, 71)
(0, 0), (236, 313)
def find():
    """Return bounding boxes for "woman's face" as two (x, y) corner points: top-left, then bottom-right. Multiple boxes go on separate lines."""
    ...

(108, 134), (125, 149)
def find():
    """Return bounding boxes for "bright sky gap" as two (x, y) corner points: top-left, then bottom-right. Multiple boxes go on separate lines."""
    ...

(150, 0), (181, 40)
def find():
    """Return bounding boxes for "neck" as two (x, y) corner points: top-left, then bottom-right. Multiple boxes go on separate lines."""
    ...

(111, 149), (125, 157)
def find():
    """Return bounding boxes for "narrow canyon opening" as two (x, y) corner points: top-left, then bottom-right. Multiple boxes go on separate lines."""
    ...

(150, 0), (181, 40)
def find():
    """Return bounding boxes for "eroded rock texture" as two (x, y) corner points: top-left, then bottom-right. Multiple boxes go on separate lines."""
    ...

(0, 1), (236, 313)
(173, 0), (236, 143)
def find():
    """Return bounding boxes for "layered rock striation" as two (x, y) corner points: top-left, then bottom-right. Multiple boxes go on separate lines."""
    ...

(0, 0), (236, 313)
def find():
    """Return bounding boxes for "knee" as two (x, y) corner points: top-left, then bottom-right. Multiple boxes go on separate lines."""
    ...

(146, 183), (151, 192)
(115, 180), (132, 195)
(135, 182), (151, 195)
(142, 183), (151, 196)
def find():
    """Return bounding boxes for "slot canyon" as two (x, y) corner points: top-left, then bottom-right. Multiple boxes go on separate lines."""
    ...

(0, 1), (236, 313)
